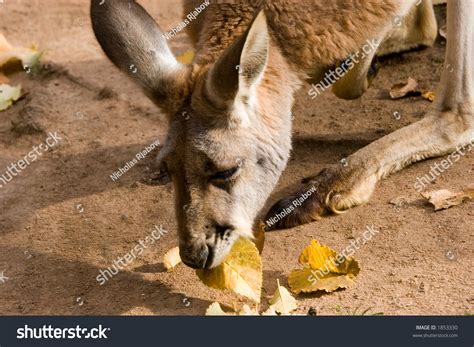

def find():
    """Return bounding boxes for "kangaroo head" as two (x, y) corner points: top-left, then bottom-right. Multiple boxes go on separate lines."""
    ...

(91, 0), (294, 268)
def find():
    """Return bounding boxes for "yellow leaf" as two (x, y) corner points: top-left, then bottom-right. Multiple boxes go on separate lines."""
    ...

(205, 302), (230, 316)
(289, 240), (360, 294)
(205, 302), (259, 316)
(196, 238), (262, 303)
(176, 50), (195, 65)
(268, 279), (297, 315)
(0, 84), (21, 111)
(422, 91), (435, 102)
(298, 240), (341, 273)
(0, 33), (42, 71)
(288, 266), (358, 294)
(261, 307), (278, 316)
(163, 246), (181, 271)
(237, 304), (259, 316)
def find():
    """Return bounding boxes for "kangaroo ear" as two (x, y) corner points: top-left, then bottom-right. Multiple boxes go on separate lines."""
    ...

(91, 0), (189, 113)
(206, 11), (269, 108)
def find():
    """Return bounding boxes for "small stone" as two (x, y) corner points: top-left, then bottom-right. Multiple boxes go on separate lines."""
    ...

(96, 87), (116, 100)
(389, 195), (413, 207)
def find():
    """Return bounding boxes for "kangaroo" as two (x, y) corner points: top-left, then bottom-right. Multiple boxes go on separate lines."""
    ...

(91, 0), (473, 269)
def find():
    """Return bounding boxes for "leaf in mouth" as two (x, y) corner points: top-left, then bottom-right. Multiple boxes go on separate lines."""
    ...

(196, 237), (263, 303)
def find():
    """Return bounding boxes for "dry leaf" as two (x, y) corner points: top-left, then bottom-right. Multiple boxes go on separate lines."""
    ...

(237, 304), (259, 316)
(0, 33), (42, 71)
(196, 238), (263, 303)
(422, 91), (435, 102)
(298, 240), (342, 272)
(439, 24), (447, 39)
(262, 307), (278, 316)
(163, 246), (181, 271)
(288, 267), (357, 294)
(0, 84), (22, 111)
(205, 302), (260, 316)
(253, 221), (266, 254)
(389, 77), (419, 99)
(268, 279), (297, 315)
(288, 240), (360, 294)
(176, 50), (195, 65)
(205, 302), (230, 316)
(421, 188), (474, 211)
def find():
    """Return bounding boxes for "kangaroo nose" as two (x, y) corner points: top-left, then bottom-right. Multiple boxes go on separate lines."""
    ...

(180, 244), (209, 269)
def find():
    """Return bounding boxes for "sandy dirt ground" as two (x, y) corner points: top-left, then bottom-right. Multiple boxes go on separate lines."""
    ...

(0, 1), (472, 316)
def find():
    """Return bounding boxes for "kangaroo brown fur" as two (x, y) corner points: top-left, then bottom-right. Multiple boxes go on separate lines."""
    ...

(91, 0), (473, 269)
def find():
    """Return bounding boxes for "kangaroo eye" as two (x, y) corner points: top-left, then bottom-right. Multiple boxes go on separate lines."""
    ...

(210, 167), (240, 181)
